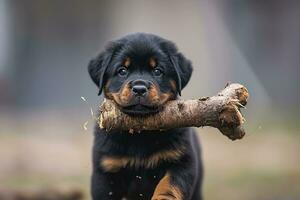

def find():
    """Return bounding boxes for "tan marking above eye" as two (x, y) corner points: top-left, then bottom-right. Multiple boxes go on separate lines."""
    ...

(149, 57), (157, 68)
(124, 57), (131, 68)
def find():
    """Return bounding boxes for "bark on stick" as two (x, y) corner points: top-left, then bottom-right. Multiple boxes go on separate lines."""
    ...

(98, 83), (249, 140)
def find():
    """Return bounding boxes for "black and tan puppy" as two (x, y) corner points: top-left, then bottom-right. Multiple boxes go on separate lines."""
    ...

(88, 33), (203, 200)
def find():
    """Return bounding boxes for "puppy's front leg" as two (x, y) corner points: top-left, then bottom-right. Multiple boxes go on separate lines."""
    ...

(151, 168), (198, 200)
(91, 171), (117, 200)
(151, 172), (182, 200)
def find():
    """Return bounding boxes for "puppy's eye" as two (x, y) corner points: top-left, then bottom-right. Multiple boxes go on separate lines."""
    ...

(153, 68), (163, 77)
(117, 67), (128, 76)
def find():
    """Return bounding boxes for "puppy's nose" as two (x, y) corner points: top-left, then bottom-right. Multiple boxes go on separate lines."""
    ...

(132, 85), (147, 96)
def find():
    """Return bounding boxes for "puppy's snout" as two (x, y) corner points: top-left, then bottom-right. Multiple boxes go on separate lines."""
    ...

(132, 85), (147, 96)
(131, 79), (149, 96)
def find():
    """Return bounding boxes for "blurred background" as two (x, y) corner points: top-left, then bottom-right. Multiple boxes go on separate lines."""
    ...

(0, 0), (299, 199)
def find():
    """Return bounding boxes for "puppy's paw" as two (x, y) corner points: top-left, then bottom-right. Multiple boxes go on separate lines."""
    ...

(151, 173), (182, 200)
(151, 193), (179, 200)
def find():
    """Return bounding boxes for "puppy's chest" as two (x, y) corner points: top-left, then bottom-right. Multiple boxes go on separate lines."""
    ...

(100, 144), (185, 173)
(99, 132), (186, 173)
(108, 168), (165, 200)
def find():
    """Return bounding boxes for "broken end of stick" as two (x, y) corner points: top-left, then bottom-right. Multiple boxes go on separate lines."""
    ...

(98, 99), (122, 131)
(219, 125), (245, 141)
(219, 105), (245, 140)
(218, 83), (249, 140)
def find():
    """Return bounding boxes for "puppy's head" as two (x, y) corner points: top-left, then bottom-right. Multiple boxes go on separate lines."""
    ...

(88, 33), (193, 115)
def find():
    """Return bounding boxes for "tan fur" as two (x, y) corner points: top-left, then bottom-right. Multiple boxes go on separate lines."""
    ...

(100, 157), (129, 173)
(169, 80), (177, 92)
(105, 83), (133, 106)
(149, 57), (157, 68)
(151, 173), (183, 200)
(124, 57), (131, 68)
(148, 85), (175, 105)
(100, 148), (185, 172)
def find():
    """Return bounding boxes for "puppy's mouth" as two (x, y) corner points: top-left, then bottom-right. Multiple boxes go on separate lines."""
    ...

(120, 104), (161, 116)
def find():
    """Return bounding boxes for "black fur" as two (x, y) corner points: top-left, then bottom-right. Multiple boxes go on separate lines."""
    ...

(88, 33), (203, 200)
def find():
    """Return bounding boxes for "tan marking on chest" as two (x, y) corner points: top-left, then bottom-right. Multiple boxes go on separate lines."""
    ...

(100, 148), (185, 172)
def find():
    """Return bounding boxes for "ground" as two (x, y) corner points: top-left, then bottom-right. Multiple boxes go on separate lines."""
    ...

(0, 111), (299, 200)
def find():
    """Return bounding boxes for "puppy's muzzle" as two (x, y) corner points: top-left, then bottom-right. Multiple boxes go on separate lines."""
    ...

(130, 79), (150, 97)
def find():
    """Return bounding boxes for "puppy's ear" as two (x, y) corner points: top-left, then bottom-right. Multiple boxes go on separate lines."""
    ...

(88, 42), (121, 95)
(160, 40), (193, 96)
(88, 52), (112, 95)
(169, 53), (193, 96)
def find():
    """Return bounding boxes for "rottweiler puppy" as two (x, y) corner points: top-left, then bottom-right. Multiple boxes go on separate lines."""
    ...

(88, 33), (203, 200)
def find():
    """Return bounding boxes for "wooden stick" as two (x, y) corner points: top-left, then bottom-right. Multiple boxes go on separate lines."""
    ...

(98, 83), (249, 140)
